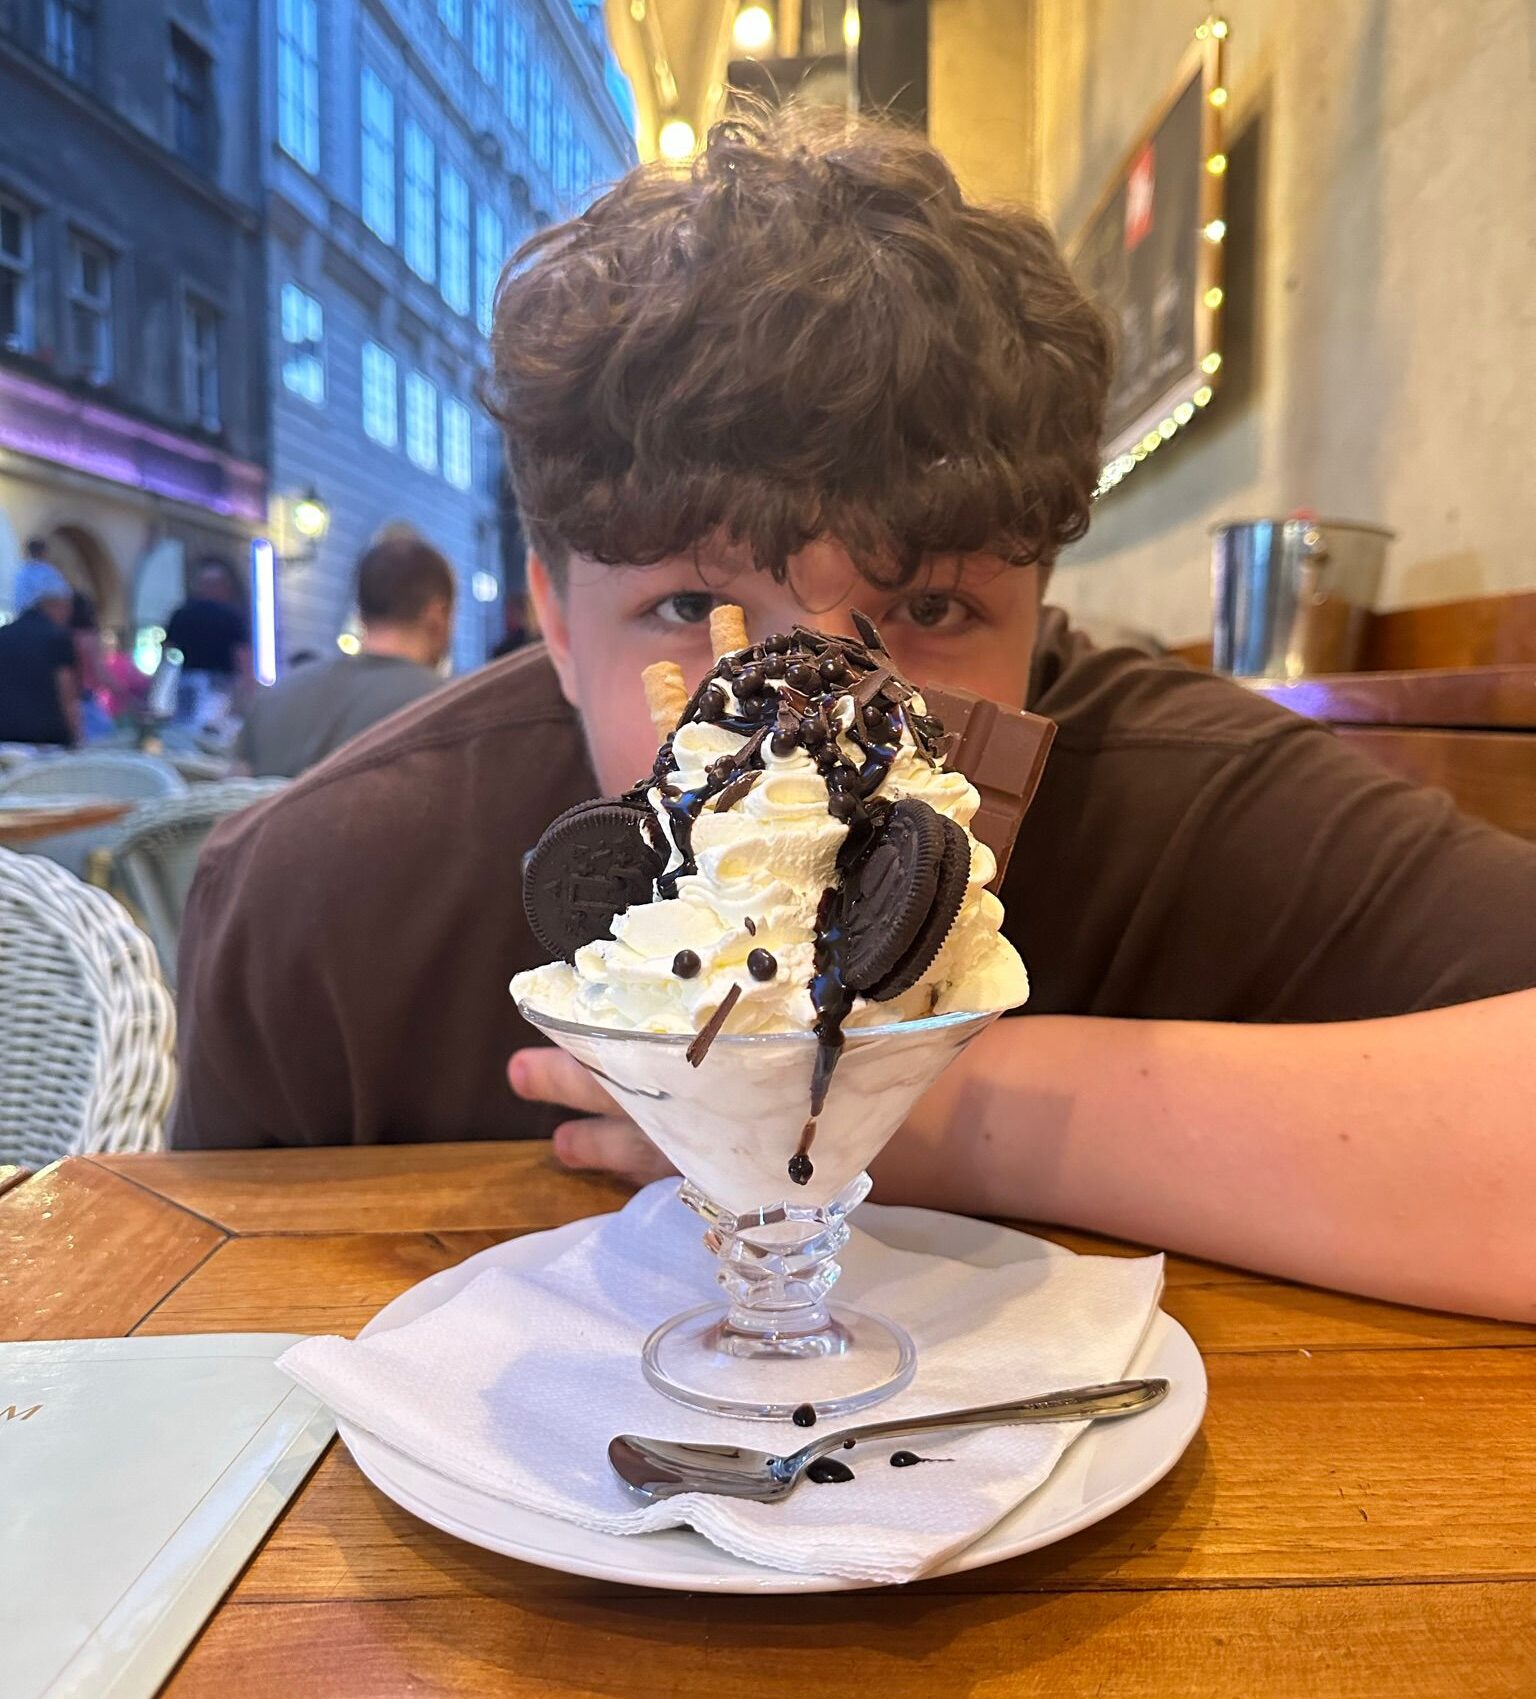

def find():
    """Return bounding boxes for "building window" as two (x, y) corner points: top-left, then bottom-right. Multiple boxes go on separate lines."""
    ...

(440, 166), (471, 317)
(362, 341), (399, 447)
(0, 197), (33, 355)
(45, 0), (94, 85)
(438, 0), (464, 34)
(277, 0), (320, 172)
(502, 7), (528, 130)
(67, 235), (112, 384)
(404, 120), (436, 283)
(169, 27), (214, 170)
(472, 0), (497, 83)
(183, 296), (220, 430)
(280, 282), (325, 405)
(443, 398), (473, 490)
(361, 67), (396, 244)
(475, 204), (504, 337)
(531, 61), (553, 166)
(555, 104), (574, 197)
(405, 371), (438, 471)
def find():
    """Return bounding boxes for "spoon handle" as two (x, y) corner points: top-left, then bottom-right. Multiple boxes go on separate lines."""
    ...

(792, 1378), (1168, 1468)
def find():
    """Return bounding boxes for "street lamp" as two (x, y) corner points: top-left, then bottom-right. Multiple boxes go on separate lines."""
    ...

(291, 486), (330, 541)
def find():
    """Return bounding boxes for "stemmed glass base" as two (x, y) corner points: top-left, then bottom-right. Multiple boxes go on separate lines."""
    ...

(640, 1173), (916, 1420)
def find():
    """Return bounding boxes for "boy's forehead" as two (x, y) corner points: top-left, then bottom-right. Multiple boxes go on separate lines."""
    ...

(568, 542), (1009, 599)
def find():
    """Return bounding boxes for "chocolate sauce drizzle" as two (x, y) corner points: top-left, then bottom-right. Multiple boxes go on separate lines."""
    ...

(630, 616), (944, 1183)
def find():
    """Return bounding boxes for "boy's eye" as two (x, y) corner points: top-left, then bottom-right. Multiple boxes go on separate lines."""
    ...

(649, 592), (718, 626)
(888, 593), (974, 632)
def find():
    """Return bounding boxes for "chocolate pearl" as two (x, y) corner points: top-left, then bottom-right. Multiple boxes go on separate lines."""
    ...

(765, 633), (792, 654)
(791, 1402), (817, 1426)
(826, 791), (857, 822)
(747, 948), (777, 981)
(819, 654), (849, 686)
(786, 662), (819, 693)
(697, 685), (726, 722)
(770, 728), (799, 758)
(787, 1152), (815, 1185)
(763, 653), (787, 679)
(864, 709), (894, 743)
(736, 665), (766, 697)
(672, 949), (701, 978)
(801, 714), (828, 746)
(814, 744), (840, 771)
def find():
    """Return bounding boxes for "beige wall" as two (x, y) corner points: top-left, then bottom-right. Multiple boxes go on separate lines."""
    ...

(940, 0), (1536, 641)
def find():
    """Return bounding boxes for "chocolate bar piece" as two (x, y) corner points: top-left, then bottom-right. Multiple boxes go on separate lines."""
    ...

(914, 684), (1056, 890)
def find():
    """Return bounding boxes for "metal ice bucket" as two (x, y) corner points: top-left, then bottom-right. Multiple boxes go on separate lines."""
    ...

(1210, 518), (1394, 679)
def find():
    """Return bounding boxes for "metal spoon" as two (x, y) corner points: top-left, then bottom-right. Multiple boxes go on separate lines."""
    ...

(609, 1377), (1169, 1502)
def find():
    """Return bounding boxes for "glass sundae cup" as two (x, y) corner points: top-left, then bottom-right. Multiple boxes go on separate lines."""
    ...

(517, 1001), (1000, 1420)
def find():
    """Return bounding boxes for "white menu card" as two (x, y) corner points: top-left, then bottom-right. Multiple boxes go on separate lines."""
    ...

(1, 1334), (334, 1699)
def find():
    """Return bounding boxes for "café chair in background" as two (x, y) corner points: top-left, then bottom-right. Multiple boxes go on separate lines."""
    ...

(112, 779), (289, 989)
(0, 847), (176, 1168)
(0, 750), (186, 879)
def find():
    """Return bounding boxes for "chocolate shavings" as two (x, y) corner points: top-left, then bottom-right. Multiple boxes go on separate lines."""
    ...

(685, 983), (742, 1068)
(850, 609), (888, 652)
(711, 770), (760, 812)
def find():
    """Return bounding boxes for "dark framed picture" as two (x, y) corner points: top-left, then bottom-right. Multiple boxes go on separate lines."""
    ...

(1069, 27), (1228, 489)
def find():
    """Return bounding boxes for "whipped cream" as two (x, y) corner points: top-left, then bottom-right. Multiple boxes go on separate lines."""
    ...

(513, 688), (1029, 1035)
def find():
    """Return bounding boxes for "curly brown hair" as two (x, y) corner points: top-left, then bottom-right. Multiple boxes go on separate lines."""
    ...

(485, 104), (1112, 586)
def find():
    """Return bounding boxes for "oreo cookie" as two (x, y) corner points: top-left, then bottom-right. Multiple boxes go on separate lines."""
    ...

(523, 800), (665, 962)
(865, 813), (970, 1000)
(842, 798), (945, 992)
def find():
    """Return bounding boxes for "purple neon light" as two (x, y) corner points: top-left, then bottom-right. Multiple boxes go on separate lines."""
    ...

(0, 366), (266, 524)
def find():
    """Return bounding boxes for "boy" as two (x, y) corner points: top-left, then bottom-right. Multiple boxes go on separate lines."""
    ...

(176, 109), (1536, 1319)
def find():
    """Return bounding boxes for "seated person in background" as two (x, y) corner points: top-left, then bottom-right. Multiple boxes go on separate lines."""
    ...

(175, 107), (1536, 1321)
(237, 536), (455, 780)
(0, 558), (81, 747)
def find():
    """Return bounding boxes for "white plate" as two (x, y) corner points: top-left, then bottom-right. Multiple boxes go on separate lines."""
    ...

(339, 1204), (1206, 1593)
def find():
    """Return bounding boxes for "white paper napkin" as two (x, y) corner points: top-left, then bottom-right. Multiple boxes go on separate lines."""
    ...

(279, 1182), (1163, 1585)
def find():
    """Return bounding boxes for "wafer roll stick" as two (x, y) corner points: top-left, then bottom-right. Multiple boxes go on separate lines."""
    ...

(642, 661), (689, 740)
(709, 603), (750, 659)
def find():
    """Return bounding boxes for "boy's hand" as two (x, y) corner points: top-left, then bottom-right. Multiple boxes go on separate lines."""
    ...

(507, 1047), (677, 1186)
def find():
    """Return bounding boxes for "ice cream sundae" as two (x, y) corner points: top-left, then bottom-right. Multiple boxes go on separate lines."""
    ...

(512, 607), (1054, 1415)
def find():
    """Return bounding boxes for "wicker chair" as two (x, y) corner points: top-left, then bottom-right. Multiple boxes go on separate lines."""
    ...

(0, 750), (186, 878)
(0, 848), (177, 1167)
(110, 779), (288, 988)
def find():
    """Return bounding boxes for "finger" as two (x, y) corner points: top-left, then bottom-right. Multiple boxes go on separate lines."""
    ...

(508, 1046), (620, 1115)
(553, 1117), (677, 1186)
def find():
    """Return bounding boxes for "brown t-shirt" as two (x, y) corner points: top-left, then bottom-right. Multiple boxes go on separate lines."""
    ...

(173, 613), (1536, 1148)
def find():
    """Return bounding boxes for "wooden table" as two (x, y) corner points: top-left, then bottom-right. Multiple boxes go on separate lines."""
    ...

(0, 799), (133, 845)
(5, 1144), (1534, 1697)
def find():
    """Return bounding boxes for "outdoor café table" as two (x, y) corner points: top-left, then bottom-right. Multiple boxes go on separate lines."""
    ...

(3, 1143), (1533, 1697)
(0, 799), (132, 846)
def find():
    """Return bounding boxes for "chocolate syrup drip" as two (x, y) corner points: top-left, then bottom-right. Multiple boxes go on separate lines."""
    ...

(638, 618), (927, 1143)
(805, 1457), (855, 1485)
(889, 1451), (953, 1468)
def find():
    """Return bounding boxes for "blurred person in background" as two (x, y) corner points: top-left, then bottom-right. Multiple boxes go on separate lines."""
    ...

(237, 535), (456, 779)
(165, 560), (251, 731)
(490, 595), (532, 661)
(67, 591), (118, 741)
(0, 558), (80, 746)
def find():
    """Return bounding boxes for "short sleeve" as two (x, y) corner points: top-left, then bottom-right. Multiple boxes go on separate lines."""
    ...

(1114, 722), (1536, 1021)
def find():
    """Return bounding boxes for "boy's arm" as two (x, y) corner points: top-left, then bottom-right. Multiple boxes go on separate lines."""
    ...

(512, 986), (1536, 1322)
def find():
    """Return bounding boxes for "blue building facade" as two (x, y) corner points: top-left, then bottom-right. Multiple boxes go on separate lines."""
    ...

(260, 0), (634, 672)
